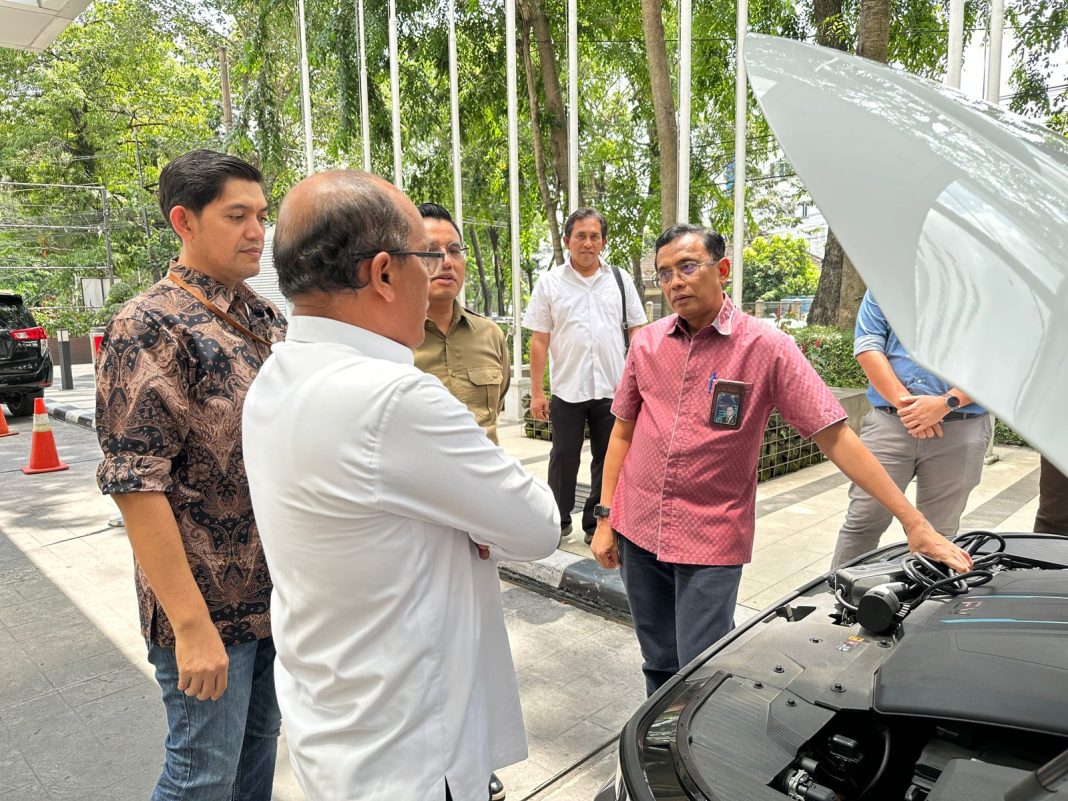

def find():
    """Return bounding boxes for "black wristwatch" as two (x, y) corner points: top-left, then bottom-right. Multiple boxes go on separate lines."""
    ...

(944, 392), (961, 411)
(593, 505), (611, 519)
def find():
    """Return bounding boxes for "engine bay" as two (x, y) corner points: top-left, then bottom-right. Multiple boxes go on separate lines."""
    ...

(633, 534), (1068, 801)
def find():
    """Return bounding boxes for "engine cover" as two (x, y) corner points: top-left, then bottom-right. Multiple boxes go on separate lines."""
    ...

(874, 571), (1068, 735)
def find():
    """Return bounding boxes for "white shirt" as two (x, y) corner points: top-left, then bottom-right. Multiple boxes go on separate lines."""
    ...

(243, 316), (559, 801)
(522, 258), (648, 403)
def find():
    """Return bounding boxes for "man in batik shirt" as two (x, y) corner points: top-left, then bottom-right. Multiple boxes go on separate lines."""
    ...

(96, 149), (286, 800)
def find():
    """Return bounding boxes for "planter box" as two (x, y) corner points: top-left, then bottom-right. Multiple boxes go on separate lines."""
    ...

(522, 387), (870, 484)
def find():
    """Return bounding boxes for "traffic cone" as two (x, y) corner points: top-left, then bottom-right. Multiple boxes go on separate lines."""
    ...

(20, 397), (69, 475)
(0, 411), (17, 438)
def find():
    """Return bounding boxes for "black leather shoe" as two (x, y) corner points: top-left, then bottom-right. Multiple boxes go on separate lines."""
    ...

(583, 530), (594, 545)
(488, 772), (505, 801)
(560, 523), (573, 539)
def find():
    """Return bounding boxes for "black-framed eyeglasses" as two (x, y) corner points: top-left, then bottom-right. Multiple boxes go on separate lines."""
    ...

(657, 259), (714, 284)
(430, 243), (468, 259)
(352, 249), (447, 274)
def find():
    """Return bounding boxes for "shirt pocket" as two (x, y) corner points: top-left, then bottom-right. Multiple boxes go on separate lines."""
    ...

(459, 367), (504, 418)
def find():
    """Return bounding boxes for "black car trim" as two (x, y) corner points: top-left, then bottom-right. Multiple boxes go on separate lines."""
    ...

(670, 671), (731, 801)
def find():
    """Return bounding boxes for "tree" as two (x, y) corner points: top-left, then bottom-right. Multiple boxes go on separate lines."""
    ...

(640, 0), (678, 230)
(741, 235), (820, 303)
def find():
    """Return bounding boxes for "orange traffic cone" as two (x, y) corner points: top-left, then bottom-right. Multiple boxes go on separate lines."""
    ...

(20, 397), (69, 475)
(0, 411), (17, 438)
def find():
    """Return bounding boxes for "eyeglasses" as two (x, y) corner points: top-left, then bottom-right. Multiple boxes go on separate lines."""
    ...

(352, 249), (447, 274)
(657, 259), (714, 284)
(431, 243), (468, 259)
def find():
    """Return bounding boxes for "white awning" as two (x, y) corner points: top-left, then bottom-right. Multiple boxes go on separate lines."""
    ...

(0, 0), (91, 52)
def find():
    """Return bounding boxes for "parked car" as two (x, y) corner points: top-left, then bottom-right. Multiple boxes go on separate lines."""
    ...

(0, 293), (52, 416)
(596, 33), (1068, 801)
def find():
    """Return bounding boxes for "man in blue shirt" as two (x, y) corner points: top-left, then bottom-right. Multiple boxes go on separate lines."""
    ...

(831, 290), (993, 567)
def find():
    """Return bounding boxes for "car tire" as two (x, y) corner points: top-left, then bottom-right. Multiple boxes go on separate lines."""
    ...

(7, 391), (41, 418)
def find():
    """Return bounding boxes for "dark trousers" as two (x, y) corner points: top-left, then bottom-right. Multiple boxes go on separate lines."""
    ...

(547, 396), (615, 535)
(618, 535), (742, 696)
(1036, 456), (1068, 535)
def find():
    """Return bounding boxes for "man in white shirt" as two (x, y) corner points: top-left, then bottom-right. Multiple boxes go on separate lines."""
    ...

(523, 208), (647, 544)
(243, 170), (559, 801)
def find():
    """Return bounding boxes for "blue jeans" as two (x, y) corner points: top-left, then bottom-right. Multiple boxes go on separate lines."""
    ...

(618, 535), (742, 696)
(147, 637), (281, 801)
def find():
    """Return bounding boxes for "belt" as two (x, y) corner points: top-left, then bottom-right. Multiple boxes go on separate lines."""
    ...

(874, 405), (983, 422)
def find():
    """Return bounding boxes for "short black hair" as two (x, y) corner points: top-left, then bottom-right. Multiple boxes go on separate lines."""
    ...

(158, 150), (262, 223)
(418, 202), (462, 239)
(563, 207), (608, 240)
(654, 224), (726, 267)
(273, 172), (410, 298)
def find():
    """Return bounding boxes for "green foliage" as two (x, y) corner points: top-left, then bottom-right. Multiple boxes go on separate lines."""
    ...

(741, 234), (820, 303)
(994, 419), (1030, 448)
(791, 325), (867, 388)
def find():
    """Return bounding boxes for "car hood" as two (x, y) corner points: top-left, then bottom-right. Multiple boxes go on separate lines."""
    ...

(744, 34), (1068, 473)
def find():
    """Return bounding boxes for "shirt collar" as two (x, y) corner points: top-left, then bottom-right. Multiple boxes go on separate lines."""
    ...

(562, 256), (610, 279)
(168, 260), (253, 315)
(285, 315), (415, 365)
(424, 300), (471, 335)
(668, 294), (736, 338)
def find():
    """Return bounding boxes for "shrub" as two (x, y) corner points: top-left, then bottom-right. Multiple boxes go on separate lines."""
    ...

(790, 326), (866, 389)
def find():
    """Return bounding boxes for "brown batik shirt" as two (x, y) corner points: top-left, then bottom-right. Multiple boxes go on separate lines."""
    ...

(96, 262), (287, 647)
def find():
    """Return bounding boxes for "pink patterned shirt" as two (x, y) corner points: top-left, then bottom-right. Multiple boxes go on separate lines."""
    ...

(609, 298), (846, 565)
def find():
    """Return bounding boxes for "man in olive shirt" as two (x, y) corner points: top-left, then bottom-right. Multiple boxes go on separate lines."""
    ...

(415, 203), (510, 445)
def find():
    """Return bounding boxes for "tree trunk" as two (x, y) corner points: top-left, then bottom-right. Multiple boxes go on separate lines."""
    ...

(488, 226), (506, 316)
(830, 0), (890, 328)
(523, 0), (570, 206)
(640, 0), (678, 230)
(519, 18), (565, 265)
(836, 252), (867, 329)
(806, 0), (861, 329)
(468, 224), (493, 315)
(630, 252), (645, 304)
(807, 233), (843, 326)
(856, 0), (890, 62)
(813, 0), (848, 49)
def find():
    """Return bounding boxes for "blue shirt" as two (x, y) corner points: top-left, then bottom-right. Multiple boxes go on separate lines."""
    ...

(854, 291), (985, 414)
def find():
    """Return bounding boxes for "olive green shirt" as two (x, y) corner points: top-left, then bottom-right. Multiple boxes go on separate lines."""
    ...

(415, 301), (511, 444)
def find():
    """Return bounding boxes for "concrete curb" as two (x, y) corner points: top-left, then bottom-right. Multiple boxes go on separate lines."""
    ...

(501, 549), (630, 620)
(46, 402), (95, 431)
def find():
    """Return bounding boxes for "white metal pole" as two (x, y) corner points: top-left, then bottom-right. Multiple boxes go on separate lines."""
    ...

(506, 0), (523, 381)
(388, 0), (403, 188)
(731, 0), (747, 307)
(677, 0), (692, 223)
(357, 0), (371, 171)
(448, 0), (463, 232)
(567, 0), (579, 212)
(985, 0), (1005, 103)
(448, 0), (466, 303)
(296, 0), (314, 176)
(946, 0), (964, 88)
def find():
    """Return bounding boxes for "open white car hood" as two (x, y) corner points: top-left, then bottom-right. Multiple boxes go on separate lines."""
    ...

(744, 34), (1068, 473)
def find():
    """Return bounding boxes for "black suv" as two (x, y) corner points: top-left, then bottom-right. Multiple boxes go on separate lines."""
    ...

(0, 293), (52, 416)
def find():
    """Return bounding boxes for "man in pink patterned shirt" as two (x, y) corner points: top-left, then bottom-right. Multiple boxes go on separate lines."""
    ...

(590, 224), (974, 694)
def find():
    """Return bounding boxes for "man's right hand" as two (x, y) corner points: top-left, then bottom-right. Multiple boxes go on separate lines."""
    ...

(591, 520), (619, 570)
(174, 619), (229, 701)
(530, 394), (550, 421)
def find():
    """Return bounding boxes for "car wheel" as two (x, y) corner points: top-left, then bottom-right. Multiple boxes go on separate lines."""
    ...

(6, 391), (41, 417)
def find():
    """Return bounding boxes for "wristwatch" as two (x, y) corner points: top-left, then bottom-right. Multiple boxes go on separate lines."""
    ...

(593, 505), (611, 519)
(944, 392), (961, 411)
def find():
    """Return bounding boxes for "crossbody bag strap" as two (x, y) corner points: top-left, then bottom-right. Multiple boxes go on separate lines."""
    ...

(610, 264), (630, 353)
(168, 271), (273, 349)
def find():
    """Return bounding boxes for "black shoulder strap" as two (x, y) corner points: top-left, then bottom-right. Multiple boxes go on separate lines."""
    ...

(610, 265), (630, 353)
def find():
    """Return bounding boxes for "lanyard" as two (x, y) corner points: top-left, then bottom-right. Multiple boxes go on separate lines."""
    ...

(167, 271), (274, 349)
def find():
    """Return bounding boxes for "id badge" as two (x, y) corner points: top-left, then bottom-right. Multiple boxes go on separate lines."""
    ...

(709, 380), (748, 429)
